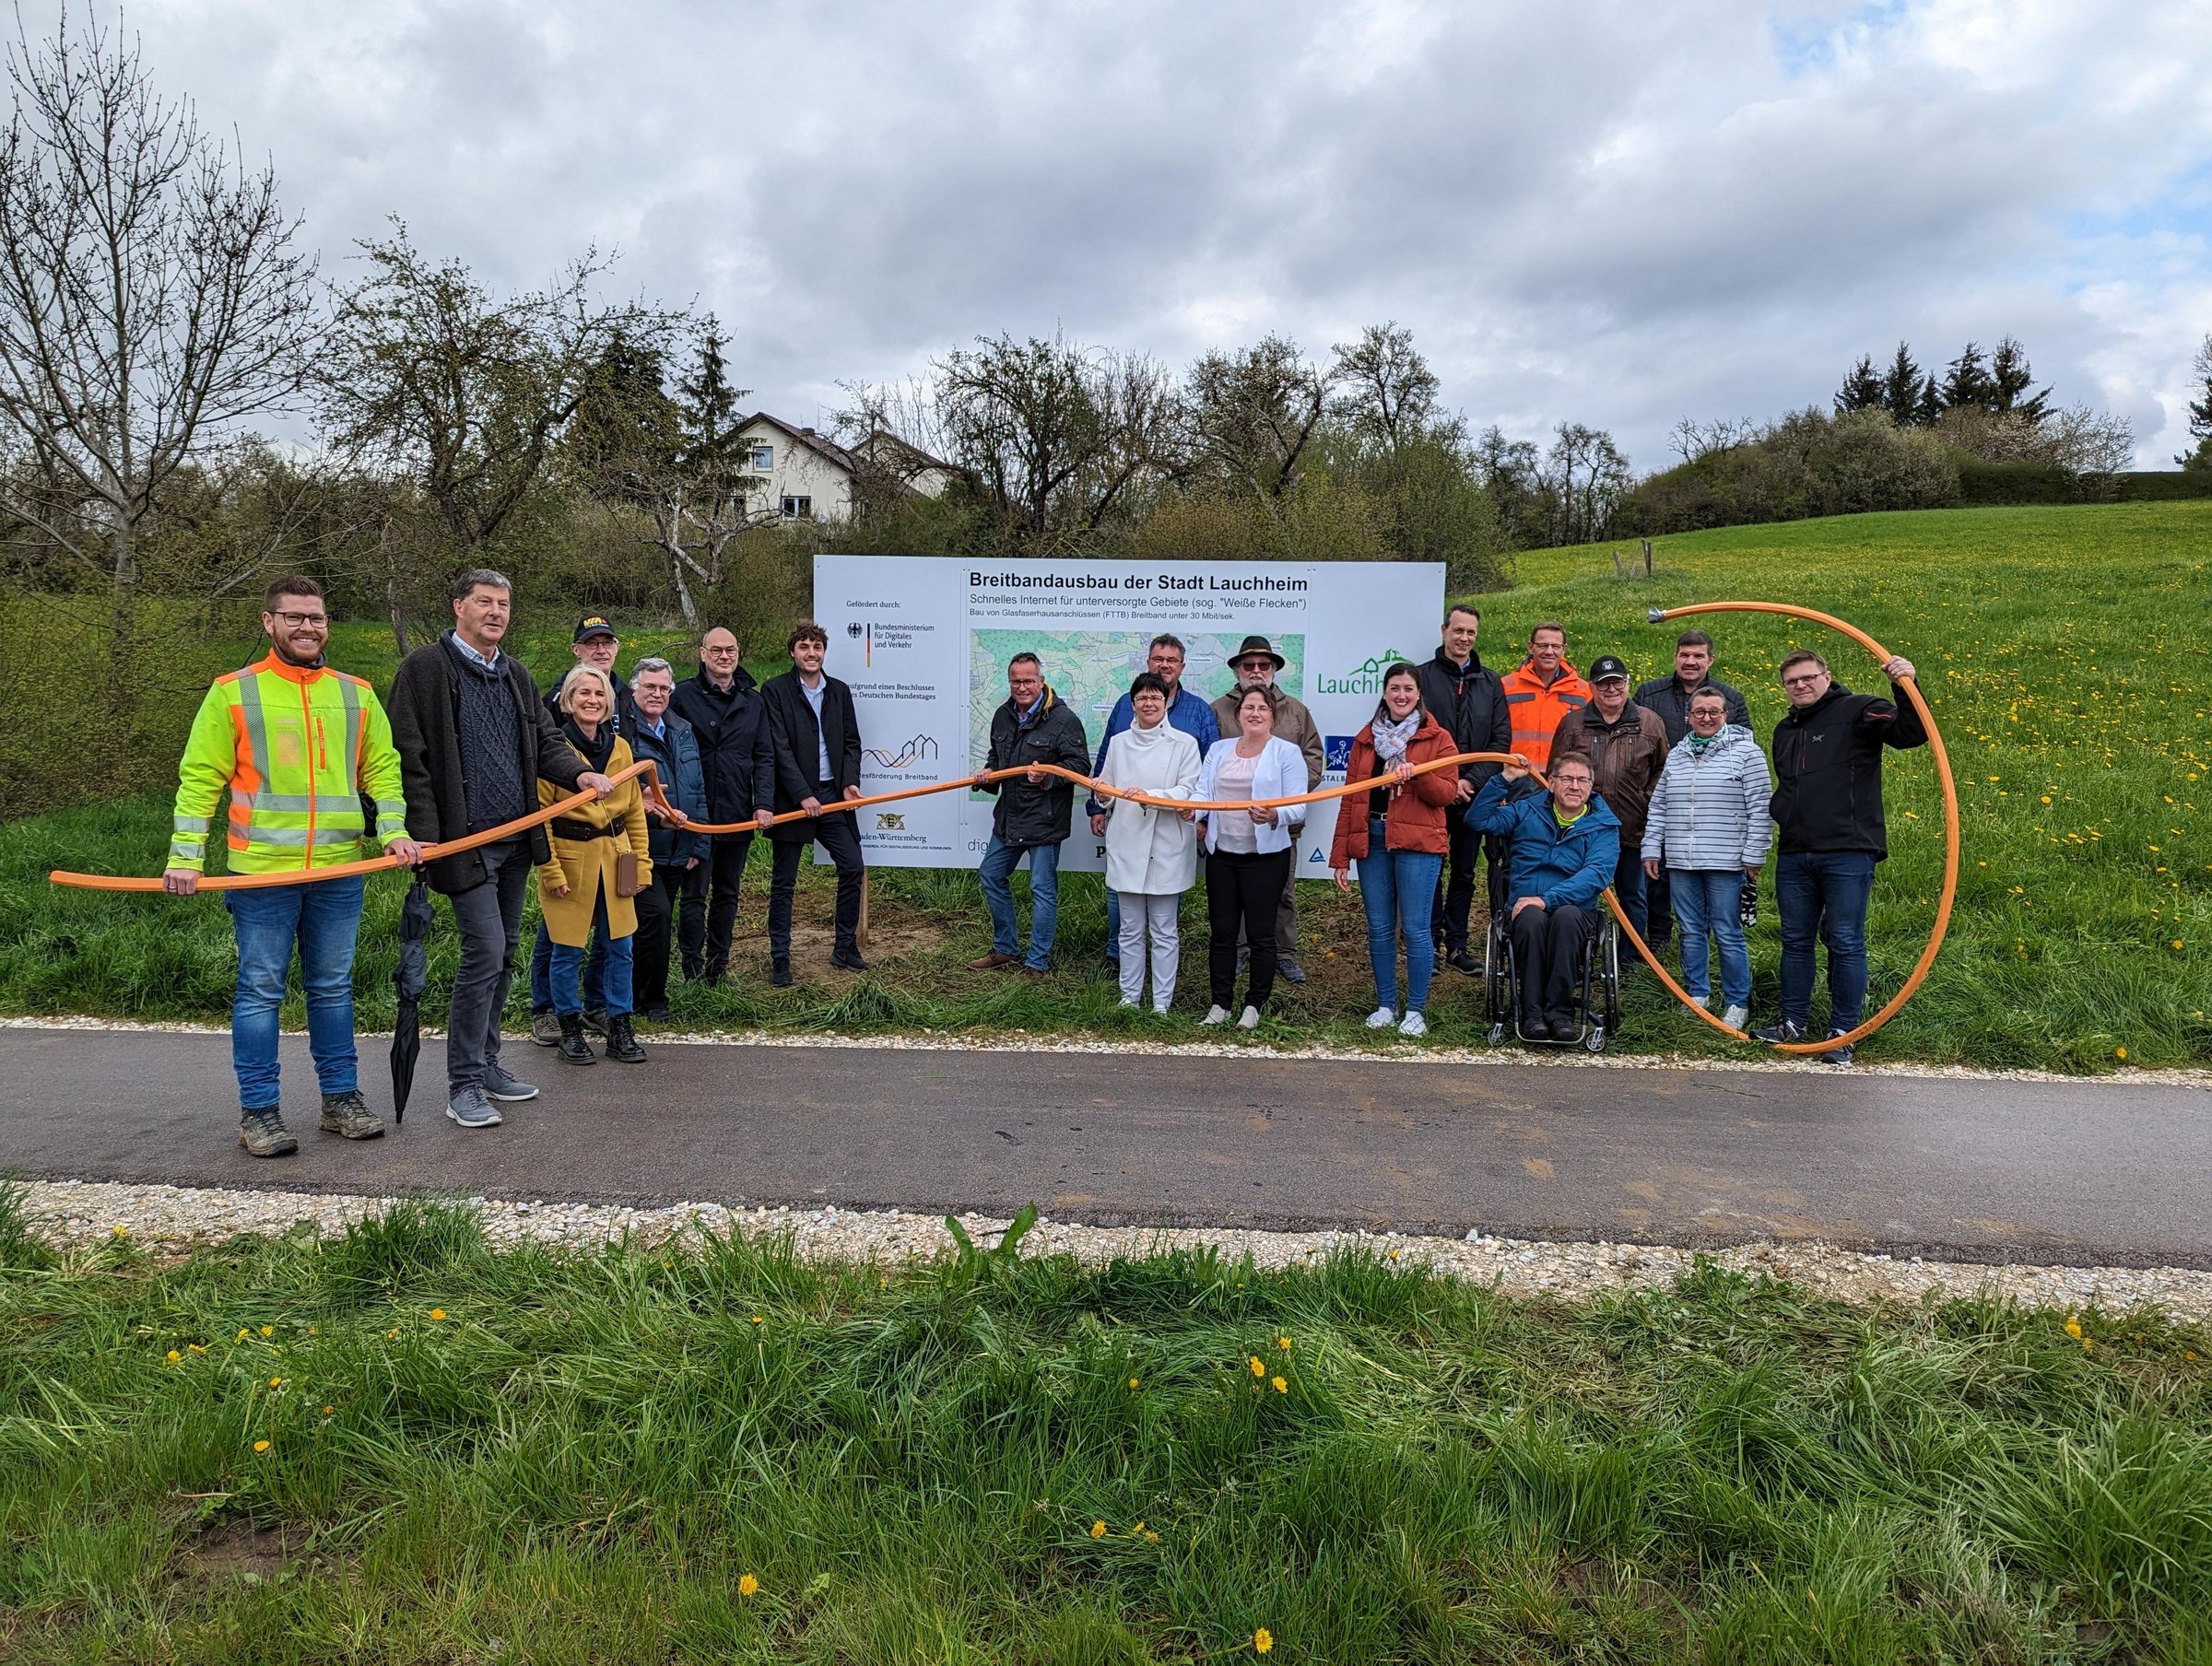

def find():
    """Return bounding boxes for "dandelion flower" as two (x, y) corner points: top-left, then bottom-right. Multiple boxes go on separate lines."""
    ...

(1090, 1520), (1108, 1539)
(386, 1328), (399, 1340)
(1254, 1627), (1274, 1653)
(429, 1308), (446, 1322)
(1131, 1520), (1146, 1535)
(187, 1343), (206, 1355)
(323, 1405), (334, 1415)
(112, 1224), (128, 1238)
(1272, 1377), (1288, 1394)
(1249, 1355), (1265, 1377)
(269, 1377), (283, 1390)
(1128, 1377), (1140, 1390)
(2065, 1316), (2083, 1339)
(236, 1329), (251, 1343)
(260, 1325), (273, 1338)
(737, 1573), (759, 1597)
(2116, 1048), (2127, 1062)
(1277, 1336), (1290, 1351)
(164, 1349), (182, 1364)
(751, 1315), (764, 1325)
(253, 1439), (270, 1454)
(1145, 1530), (1159, 1543)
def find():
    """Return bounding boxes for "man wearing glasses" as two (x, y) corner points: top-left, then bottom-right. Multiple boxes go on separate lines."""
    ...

(1754, 647), (1924, 1065)
(165, 577), (422, 1156)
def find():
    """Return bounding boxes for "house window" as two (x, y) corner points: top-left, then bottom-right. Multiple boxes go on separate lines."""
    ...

(780, 495), (812, 519)
(750, 444), (773, 472)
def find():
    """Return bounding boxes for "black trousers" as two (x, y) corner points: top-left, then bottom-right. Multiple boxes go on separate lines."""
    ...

(1207, 847), (1292, 1011)
(1433, 816), (1503, 954)
(633, 859), (686, 1010)
(1509, 899), (1596, 1026)
(769, 803), (865, 963)
(680, 831), (756, 980)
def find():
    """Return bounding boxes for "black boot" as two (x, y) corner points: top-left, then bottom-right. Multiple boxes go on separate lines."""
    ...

(603, 1014), (645, 1063)
(557, 1012), (596, 1065)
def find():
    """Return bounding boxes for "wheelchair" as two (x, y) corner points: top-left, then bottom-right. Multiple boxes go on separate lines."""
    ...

(1483, 894), (1622, 1054)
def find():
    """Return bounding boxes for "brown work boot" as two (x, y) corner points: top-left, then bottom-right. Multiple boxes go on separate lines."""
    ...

(317, 1090), (384, 1141)
(967, 951), (1019, 970)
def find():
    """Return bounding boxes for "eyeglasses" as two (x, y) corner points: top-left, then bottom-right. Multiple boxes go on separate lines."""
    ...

(1782, 673), (1824, 688)
(269, 611), (327, 628)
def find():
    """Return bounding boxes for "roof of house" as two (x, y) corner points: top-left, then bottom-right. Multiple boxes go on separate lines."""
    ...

(733, 411), (859, 473)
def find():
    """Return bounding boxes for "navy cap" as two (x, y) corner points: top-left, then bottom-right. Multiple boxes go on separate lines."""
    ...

(572, 615), (618, 643)
(1588, 654), (1630, 683)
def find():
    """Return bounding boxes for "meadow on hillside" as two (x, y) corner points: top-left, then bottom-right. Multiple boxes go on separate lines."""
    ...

(1, 500), (2205, 1072)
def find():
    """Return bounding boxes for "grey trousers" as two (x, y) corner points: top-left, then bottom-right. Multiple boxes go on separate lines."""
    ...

(445, 837), (532, 1093)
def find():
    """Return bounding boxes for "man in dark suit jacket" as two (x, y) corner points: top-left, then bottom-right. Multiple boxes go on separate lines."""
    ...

(760, 620), (866, 985)
(388, 570), (608, 1129)
(668, 626), (776, 983)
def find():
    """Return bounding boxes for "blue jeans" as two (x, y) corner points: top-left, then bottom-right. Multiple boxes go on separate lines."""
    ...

(224, 874), (366, 1110)
(1610, 846), (1647, 941)
(1669, 868), (1750, 1008)
(980, 835), (1062, 970)
(549, 896), (634, 1018)
(1775, 851), (1876, 1032)
(1358, 822), (1442, 1013)
(530, 918), (607, 1012)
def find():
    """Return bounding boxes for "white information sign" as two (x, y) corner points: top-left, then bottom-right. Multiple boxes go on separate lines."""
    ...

(811, 555), (1446, 874)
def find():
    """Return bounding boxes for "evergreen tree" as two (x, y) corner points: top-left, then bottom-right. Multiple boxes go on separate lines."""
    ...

(1880, 343), (1924, 425)
(1988, 335), (2052, 421)
(1941, 341), (1993, 412)
(2181, 332), (2212, 468)
(1916, 372), (1945, 428)
(1835, 353), (1884, 415)
(676, 319), (744, 463)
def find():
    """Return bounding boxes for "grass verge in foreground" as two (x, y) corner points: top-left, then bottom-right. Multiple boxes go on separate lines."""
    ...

(4, 1191), (2211, 1662)
(2, 500), (2207, 1071)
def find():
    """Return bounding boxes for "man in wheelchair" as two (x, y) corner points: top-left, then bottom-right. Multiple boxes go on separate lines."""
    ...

(1465, 754), (1620, 1043)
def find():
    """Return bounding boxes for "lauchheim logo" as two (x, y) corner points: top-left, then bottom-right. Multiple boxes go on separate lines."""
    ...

(1315, 649), (1419, 697)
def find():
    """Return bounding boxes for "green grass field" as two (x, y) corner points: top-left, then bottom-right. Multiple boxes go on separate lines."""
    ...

(4, 1190), (2210, 1663)
(1, 500), (2206, 1071)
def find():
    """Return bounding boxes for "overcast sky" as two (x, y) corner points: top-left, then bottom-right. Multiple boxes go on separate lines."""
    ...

(101, 0), (2212, 470)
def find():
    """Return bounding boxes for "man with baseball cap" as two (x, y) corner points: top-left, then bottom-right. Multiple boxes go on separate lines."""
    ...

(530, 614), (630, 1045)
(1547, 653), (1667, 940)
(1209, 636), (1324, 984)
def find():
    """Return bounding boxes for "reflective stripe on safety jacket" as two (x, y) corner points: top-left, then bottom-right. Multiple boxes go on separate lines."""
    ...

(169, 651), (409, 874)
(1499, 657), (1592, 771)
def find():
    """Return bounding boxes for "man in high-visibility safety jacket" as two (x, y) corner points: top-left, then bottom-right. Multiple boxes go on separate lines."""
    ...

(1499, 620), (1592, 773)
(164, 577), (422, 1157)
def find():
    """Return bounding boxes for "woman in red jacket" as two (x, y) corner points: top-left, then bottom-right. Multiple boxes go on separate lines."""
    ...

(1329, 663), (1461, 1037)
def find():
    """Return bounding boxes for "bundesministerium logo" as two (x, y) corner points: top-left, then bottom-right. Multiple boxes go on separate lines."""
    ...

(1316, 649), (1419, 697)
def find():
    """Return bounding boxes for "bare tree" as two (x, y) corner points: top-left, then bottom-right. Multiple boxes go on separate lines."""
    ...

(319, 220), (686, 568)
(1543, 422), (1631, 546)
(1185, 334), (1333, 500)
(1329, 322), (1440, 452)
(931, 331), (1180, 550)
(0, 8), (318, 709)
(1668, 416), (1761, 466)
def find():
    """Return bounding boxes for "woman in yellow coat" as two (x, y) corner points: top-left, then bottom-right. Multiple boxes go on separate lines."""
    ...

(538, 666), (653, 1065)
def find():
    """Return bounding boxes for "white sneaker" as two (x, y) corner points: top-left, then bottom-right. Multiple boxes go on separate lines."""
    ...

(1720, 1003), (1749, 1030)
(1237, 1005), (1261, 1029)
(1365, 1006), (1396, 1029)
(1691, 992), (1715, 1013)
(1202, 1004), (1230, 1027)
(1118, 997), (1139, 1009)
(1398, 1010), (1428, 1038)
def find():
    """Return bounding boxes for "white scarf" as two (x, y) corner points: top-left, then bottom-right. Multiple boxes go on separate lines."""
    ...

(1371, 711), (1421, 764)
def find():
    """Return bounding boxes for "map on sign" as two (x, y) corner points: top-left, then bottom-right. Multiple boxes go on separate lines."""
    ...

(967, 630), (1308, 780)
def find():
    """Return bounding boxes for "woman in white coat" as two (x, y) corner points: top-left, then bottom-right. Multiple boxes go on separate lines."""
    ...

(1096, 672), (1203, 1012)
(1193, 684), (1310, 1028)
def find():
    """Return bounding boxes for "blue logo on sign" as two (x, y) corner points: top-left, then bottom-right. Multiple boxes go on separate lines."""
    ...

(1324, 734), (1355, 777)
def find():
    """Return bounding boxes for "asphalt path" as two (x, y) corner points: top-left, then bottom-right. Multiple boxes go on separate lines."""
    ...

(2, 1027), (2206, 1267)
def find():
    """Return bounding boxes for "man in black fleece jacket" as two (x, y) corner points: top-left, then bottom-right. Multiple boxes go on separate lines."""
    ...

(389, 571), (610, 1129)
(1753, 646), (1925, 1065)
(1414, 604), (1510, 974)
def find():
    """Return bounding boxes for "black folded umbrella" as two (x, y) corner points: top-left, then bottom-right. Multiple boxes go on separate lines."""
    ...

(389, 874), (434, 1124)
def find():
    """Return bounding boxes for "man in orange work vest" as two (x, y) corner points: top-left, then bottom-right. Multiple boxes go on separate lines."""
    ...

(164, 577), (423, 1157)
(1499, 621), (1591, 773)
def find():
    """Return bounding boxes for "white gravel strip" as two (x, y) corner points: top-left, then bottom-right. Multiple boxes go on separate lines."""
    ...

(3, 1015), (2204, 1089)
(21, 1179), (2212, 1323)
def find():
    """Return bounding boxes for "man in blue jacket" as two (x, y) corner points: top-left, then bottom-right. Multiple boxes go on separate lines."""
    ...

(625, 657), (711, 1021)
(1086, 634), (1219, 974)
(1465, 754), (1620, 1041)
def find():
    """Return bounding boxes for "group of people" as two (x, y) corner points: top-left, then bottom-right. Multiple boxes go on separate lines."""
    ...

(165, 570), (1924, 1158)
